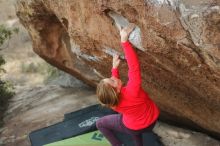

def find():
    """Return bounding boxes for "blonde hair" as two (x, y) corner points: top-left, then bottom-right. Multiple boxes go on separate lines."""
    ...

(96, 79), (119, 108)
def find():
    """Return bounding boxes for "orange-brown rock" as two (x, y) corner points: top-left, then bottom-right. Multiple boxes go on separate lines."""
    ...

(16, 0), (220, 139)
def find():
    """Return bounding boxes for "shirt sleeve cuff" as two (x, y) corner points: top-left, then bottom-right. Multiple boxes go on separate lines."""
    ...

(111, 68), (119, 77)
(121, 41), (130, 48)
(111, 68), (118, 72)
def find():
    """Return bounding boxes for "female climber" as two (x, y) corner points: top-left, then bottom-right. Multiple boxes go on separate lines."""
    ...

(96, 23), (160, 146)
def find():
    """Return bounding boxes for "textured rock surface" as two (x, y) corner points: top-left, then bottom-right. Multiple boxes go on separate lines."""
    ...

(16, 0), (220, 138)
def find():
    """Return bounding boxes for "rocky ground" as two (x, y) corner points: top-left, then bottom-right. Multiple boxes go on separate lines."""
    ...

(0, 0), (219, 146)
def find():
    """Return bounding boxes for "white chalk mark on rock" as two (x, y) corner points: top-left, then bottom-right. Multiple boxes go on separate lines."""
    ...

(103, 47), (125, 59)
(70, 40), (100, 62)
(108, 11), (145, 51)
(145, 0), (179, 9)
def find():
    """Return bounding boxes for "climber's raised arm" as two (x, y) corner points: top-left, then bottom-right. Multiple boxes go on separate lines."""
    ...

(119, 24), (141, 95)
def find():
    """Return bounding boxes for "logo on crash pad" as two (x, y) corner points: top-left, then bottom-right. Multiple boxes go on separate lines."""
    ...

(78, 117), (100, 128)
(91, 132), (104, 141)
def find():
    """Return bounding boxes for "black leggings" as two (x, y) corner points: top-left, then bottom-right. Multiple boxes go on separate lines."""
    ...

(96, 114), (156, 146)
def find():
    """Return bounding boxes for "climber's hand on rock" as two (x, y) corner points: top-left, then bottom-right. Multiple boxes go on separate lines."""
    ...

(112, 54), (120, 68)
(119, 23), (136, 42)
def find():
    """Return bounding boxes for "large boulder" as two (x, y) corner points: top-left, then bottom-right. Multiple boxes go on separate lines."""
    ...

(16, 0), (220, 139)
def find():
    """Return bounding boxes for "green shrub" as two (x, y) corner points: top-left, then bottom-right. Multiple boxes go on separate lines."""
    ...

(20, 60), (60, 83)
(0, 55), (6, 73)
(44, 64), (60, 83)
(0, 55), (6, 65)
(0, 81), (15, 98)
(0, 25), (17, 127)
(0, 81), (15, 104)
(0, 79), (15, 127)
(21, 62), (39, 73)
(0, 25), (19, 47)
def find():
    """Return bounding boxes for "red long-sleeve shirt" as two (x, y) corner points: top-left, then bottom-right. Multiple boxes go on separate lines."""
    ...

(111, 41), (160, 130)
